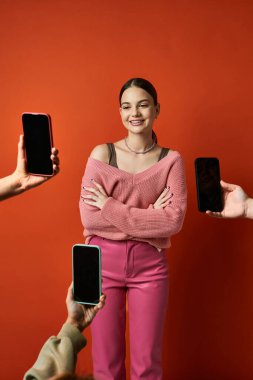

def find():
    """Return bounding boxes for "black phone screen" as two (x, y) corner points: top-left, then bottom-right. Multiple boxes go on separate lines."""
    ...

(72, 244), (101, 305)
(195, 157), (223, 212)
(22, 113), (53, 176)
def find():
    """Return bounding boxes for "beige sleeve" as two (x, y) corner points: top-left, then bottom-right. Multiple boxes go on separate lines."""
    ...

(23, 323), (87, 380)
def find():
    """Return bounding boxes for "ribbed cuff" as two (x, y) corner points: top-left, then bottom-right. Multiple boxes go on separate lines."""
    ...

(58, 323), (87, 353)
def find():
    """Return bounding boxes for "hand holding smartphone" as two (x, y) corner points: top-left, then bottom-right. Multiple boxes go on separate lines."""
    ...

(22, 113), (54, 176)
(195, 157), (223, 212)
(72, 244), (102, 306)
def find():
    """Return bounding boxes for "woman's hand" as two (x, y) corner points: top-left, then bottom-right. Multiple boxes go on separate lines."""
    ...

(13, 135), (60, 190)
(66, 284), (106, 332)
(81, 179), (109, 209)
(152, 186), (173, 209)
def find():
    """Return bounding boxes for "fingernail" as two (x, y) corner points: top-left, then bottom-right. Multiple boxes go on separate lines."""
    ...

(166, 186), (170, 190)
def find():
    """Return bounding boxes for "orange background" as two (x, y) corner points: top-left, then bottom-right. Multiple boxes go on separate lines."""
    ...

(1, 1), (253, 379)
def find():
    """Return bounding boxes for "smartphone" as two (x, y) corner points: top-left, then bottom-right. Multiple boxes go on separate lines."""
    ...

(22, 112), (54, 176)
(195, 157), (223, 212)
(72, 244), (102, 306)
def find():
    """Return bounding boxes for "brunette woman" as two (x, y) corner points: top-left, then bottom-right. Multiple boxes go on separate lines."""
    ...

(80, 78), (187, 380)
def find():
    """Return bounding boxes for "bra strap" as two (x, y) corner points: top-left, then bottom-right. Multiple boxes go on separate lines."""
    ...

(107, 143), (118, 168)
(158, 147), (170, 161)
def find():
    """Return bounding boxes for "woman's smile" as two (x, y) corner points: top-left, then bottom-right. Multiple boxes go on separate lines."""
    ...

(120, 86), (159, 134)
(129, 119), (144, 126)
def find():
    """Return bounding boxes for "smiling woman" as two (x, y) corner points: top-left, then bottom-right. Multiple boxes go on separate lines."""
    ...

(119, 78), (159, 157)
(79, 78), (187, 380)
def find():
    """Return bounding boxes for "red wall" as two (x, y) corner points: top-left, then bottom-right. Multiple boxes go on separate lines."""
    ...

(1, 1), (253, 379)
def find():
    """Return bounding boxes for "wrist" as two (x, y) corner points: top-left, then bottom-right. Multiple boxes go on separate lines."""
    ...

(66, 317), (84, 332)
(245, 197), (253, 219)
(100, 196), (110, 210)
(11, 172), (27, 194)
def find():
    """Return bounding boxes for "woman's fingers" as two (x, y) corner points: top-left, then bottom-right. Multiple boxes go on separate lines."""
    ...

(83, 186), (100, 195)
(81, 199), (97, 206)
(162, 193), (173, 201)
(156, 191), (173, 204)
(81, 194), (98, 201)
(160, 199), (172, 208)
(156, 187), (170, 202)
(92, 180), (107, 196)
(153, 187), (174, 209)
(83, 183), (107, 196)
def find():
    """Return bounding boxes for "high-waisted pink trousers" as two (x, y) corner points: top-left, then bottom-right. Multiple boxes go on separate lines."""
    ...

(89, 236), (169, 380)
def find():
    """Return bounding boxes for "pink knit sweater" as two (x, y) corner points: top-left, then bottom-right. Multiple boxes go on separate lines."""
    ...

(79, 151), (187, 249)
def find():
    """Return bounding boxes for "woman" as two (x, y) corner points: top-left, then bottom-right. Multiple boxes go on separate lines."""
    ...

(79, 78), (187, 380)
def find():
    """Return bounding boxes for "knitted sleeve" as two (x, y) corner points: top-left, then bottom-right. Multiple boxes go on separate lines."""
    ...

(79, 160), (131, 240)
(100, 156), (187, 239)
(23, 323), (86, 380)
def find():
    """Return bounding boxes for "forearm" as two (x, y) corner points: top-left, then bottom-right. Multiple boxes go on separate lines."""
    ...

(66, 317), (84, 332)
(100, 157), (187, 238)
(80, 201), (131, 239)
(101, 197), (187, 238)
(80, 154), (187, 238)
(80, 189), (186, 239)
(0, 173), (26, 201)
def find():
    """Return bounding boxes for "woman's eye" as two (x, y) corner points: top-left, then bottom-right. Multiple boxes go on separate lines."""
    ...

(139, 103), (148, 108)
(122, 106), (130, 110)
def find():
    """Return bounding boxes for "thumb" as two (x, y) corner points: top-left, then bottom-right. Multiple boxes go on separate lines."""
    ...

(18, 135), (25, 159)
(15, 135), (27, 172)
(220, 180), (237, 192)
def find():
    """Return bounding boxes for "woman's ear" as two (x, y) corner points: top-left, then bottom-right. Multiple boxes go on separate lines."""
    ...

(155, 103), (160, 118)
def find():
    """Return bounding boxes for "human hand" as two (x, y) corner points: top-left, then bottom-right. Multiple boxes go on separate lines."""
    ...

(13, 135), (60, 190)
(81, 179), (109, 209)
(66, 284), (106, 332)
(206, 180), (248, 219)
(152, 186), (173, 209)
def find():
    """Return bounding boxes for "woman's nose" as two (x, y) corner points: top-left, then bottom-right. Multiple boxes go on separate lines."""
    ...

(132, 106), (141, 117)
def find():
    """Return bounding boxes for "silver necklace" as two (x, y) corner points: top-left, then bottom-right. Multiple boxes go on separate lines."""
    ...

(124, 137), (156, 154)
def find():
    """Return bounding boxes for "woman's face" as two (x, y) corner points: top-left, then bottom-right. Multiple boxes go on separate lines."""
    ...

(119, 86), (160, 135)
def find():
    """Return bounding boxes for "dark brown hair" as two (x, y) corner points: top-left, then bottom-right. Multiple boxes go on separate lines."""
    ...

(119, 77), (158, 106)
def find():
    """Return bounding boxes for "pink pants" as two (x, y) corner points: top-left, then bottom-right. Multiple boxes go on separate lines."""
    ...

(89, 236), (169, 380)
